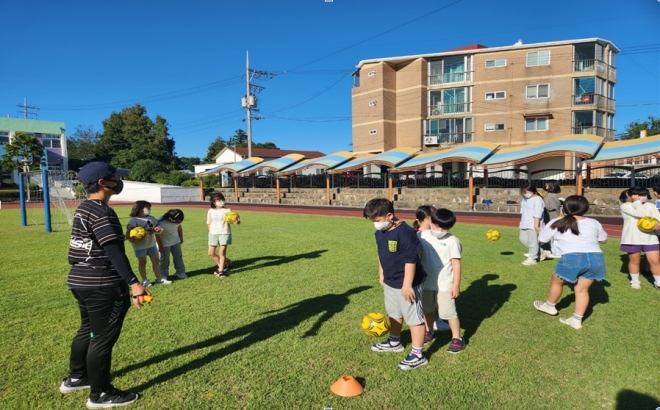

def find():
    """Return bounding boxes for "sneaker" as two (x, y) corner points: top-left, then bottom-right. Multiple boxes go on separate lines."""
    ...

(141, 279), (152, 287)
(654, 283), (660, 290)
(540, 250), (551, 261)
(371, 339), (405, 353)
(433, 319), (451, 332)
(523, 253), (530, 258)
(398, 353), (428, 370)
(522, 258), (537, 266)
(630, 280), (642, 290)
(559, 317), (583, 330)
(154, 278), (172, 285)
(86, 388), (139, 409)
(423, 331), (436, 346)
(175, 272), (188, 279)
(447, 338), (465, 354)
(214, 270), (228, 279)
(547, 253), (562, 259)
(59, 377), (90, 393)
(533, 300), (558, 316)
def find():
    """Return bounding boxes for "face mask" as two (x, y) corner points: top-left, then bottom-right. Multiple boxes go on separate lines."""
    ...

(215, 201), (225, 208)
(523, 193), (532, 199)
(430, 229), (448, 239)
(640, 197), (647, 203)
(143, 209), (151, 216)
(374, 221), (392, 231)
(105, 179), (123, 195)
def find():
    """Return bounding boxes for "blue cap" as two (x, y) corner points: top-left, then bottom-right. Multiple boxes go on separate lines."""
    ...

(78, 162), (129, 185)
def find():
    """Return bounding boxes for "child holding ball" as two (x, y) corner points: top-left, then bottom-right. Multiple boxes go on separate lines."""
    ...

(126, 200), (171, 287)
(207, 193), (240, 278)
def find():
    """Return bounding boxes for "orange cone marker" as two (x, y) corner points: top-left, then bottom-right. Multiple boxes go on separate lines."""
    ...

(330, 375), (363, 397)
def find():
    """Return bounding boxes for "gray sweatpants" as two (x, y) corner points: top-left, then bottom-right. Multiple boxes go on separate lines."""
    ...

(519, 229), (540, 260)
(160, 242), (186, 277)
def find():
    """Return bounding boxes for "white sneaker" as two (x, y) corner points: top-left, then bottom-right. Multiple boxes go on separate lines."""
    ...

(175, 272), (188, 279)
(533, 300), (558, 316)
(142, 279), (152, 287)
(522, 258), (537, 266)
(540, 250), (551, 261)
(155, 278), (172, 285)
(630, 280), (641, 290)
(559, 316), (582, 329)
(547, 253), (562, 259)
(524, 253), (530, 258)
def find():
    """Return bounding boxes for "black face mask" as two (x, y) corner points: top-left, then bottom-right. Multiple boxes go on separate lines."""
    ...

(104, 179), (124, 195)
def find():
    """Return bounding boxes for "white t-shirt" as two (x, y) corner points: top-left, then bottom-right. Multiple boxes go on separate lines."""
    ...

(538, 217), (607, 255)
(519, 196), (544, 230)
(417, 230), (462, 292)
(158, 219), (181, 247)
(207, 208), (231, 235)
(127, 215), (160, 250)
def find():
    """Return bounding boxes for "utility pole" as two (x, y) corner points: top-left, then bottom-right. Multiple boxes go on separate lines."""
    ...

(16, 97), (39, 119)
(241, 51), (276, 158)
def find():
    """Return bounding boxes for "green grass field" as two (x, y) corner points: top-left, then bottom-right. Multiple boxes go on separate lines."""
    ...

(1, 206), (659, 410)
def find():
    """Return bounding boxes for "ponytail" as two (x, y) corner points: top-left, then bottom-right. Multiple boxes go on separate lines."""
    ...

(549, 195), (589, 235)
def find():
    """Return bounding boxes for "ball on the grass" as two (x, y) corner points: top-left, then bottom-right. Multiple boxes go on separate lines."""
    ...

(486, 229), (501, 241)
(224, 211), (239, 223)
(224, 258), (231, 269)
(129, 227), (147, 240)
(637, 216), (659, 234)
(361, 312), (390, 337)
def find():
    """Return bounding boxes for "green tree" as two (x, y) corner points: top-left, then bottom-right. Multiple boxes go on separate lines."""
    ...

(621, 115), (660, 140)
(226, 129), (279, 149)
(129, 159), (166, 182)
(203, 136), (227, 163)
(253, 141), (279, 149)
(1, 132), (45, 172)
(67, 125), (99, 170)
(175, 156), (201, 171)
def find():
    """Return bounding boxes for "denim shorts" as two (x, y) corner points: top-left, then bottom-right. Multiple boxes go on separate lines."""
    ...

(134, 246), (158, 258)
(554, 252), (606, 283)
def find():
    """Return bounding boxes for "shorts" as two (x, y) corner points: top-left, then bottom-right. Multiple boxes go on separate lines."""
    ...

(554, 252), (606, 283)
(383, 283), (424, 326)
(421, 290), (458, 320)
(134, 246), (158, 258)
(619, 244), (660, 253)
(208, 233), (232, 246)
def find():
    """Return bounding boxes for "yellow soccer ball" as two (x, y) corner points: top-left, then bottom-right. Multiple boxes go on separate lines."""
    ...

(637, 216), (659, 234)
(486, 229), (501, 241)
(224, 211), (239, 223)
(129, 227), (147, 240)
(361, 312), (390, 338)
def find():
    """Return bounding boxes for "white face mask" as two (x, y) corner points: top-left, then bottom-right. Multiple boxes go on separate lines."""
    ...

(374, 221), (392, 231)
(215, 201), (225, 208)
(640, 197), (647, 203)
(430, 229), (448, 239)
(523, 193), (532, 199)
(143, 209), (150, 216)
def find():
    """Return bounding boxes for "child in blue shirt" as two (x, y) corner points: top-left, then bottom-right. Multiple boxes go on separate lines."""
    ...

(363, 198), (428, 370)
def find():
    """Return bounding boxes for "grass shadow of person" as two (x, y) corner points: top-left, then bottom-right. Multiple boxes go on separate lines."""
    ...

(554, 279), (610, 321)
(112, 285), (372, 392)
(615, 389), (660, 410)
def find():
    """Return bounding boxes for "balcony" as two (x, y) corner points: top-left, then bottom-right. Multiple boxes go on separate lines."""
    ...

(572, 126), (615, 140)
(572, 93), (615, 111)
(573, 59), (616, 82)
(429, 102), (472, 116)
(428, 71), (473, 86)
(424, 132), (474, 146)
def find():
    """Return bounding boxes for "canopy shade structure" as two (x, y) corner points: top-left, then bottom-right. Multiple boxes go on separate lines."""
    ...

(480, 135), (604, 167)
(585, 134), (660, 163)
(328, 147), (419, 174)
(237, 154), (306, 176)
(276, 151), (355, 177)
(197, 157), (264, 176)
(391, 143), (501, 173)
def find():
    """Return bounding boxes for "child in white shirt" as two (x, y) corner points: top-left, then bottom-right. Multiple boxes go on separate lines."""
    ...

(207, 193), (240, 278)
(126, 200), (171, 287)
(156, 209), (186, 280)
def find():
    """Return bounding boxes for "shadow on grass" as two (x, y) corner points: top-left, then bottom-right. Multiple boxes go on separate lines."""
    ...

(500, 251), (515, 256)
(183, 250), (328, 278)
(615, 389), (660, 410)
(113, 285), (371, 392)
(554, 280), (610, 321)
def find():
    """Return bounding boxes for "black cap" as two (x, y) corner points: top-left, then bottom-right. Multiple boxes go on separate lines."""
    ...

(78, 162), (129, 185)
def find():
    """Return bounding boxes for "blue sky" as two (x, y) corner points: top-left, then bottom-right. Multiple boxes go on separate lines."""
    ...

(1, 0), (658, 160)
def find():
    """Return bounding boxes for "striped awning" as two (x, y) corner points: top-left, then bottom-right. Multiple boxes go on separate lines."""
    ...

(276, 151), (355, 176)
(480, 135), (603, 166)
(238, 154), (306, 175)
(328, 147), (419, 174)
(197, 157), (264, 176)
(392, 143), (500, 173)
(586, 134), (660, 163)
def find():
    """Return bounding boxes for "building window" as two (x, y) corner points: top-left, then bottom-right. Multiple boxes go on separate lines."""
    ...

(527, 50), (550, 66)
(485, 91), (506, 100)
(0, 131), (9, 145)
(368, 70), (376, 77)
(526, 84), (549, 99)
(41, 134), (62, 148)
(485, 59), (506, 68)
(368, 100), (377, 107)
(369, 129), (377, 135)
(485, 123), (505, 131)
(525, 117), (549, 131)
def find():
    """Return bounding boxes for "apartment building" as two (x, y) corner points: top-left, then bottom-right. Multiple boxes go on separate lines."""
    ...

(351, 38), (618, 157)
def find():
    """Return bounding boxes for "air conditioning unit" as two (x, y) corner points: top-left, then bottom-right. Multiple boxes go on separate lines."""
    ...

(424, 136), (438, 145)
(431, 109), (441, 116)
